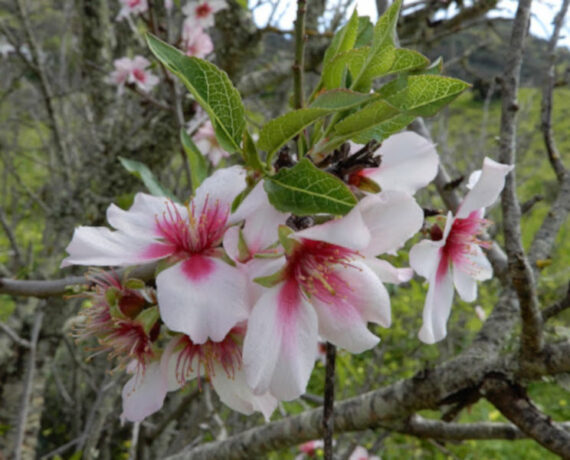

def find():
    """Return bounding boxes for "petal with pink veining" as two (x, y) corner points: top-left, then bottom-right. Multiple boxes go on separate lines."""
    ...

(156, 257), (248, 344)
(106, 193), (183, 238)
(310, 262), (388, 353)
(61, 226), (171, 268)
(458, 244), (493, 281)
(456, 157), (513, 218)
(243, 280), (318, 401)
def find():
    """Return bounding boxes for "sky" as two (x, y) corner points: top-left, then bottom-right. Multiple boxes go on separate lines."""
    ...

(251, 0), (570, 48)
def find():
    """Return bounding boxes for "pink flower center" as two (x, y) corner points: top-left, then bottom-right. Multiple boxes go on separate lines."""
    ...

(104, 320), (154, 367)
(195, 2), (213, 18)
(155, 198), (229, 258)
(128, 0), (141, 7)
(132, 68), (146, 83)
(173, 326), (244, 385)
(436, 211), (490, 281)
(286, 239), (358, 303)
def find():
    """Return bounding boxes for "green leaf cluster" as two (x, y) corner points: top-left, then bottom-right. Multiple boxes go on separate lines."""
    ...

(146, 0), (469, 217)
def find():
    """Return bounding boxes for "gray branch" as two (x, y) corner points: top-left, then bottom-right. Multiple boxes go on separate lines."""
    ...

(497, 0), (542, 358)
(0, 263), (157, 298)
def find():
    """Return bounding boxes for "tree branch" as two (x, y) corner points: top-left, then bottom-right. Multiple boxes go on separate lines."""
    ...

(403, 414), (570, 441)
(0, 263), (157, 298)
(540, 0), (569, 183)
(542, 282), (570, 321)
(14, 306), (44, 460)
(293, 0), (308, 109)
(497, 0), (543, 358)
(483, 377), (570, 458)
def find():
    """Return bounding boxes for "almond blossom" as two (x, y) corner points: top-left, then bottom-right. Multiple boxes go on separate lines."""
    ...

(349, 445), (381, 460)
(182, 0), (226, 28)
(347, 131), (439, 195)
(409, 157), (513, 344)
(122, 325), (277, 422)
(107, 56), (159, 94)
(242, 191), (423, 400)
(116, 0), (148, 21)
(182, 22), (214, 58)
(193, 121), (230, 166)
(62, 166), (249, 345)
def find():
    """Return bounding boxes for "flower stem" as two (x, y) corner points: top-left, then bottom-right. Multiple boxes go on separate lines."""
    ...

(323, 342), (336, 459)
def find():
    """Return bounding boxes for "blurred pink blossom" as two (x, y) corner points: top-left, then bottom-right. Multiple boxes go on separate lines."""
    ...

(107, 56), (159, 94)
(117, 0), (148, 20)
(182, 0), (226, 28)
(182, 21), (214, 58)
(192, 121), (230, 166)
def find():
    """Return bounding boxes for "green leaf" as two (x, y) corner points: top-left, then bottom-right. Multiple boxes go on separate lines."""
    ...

(309, 89), (373, 110)
(350, 0), (402, 91)
(119, 157), (178, 201)
(322, 10), (359, 69)
(379, 75), (470, 116)
(264, 159), (357, 216)
(334, 99), (399, 138)
(147, 34), (245, 153)
(412, 56), (443, 75)
(180, 129), (209, 192)
(355, 48), (429, 92)
(389, 48), (430, 74)
(323, 48), (369, 90)
(258, 108), (330, 159)
(355, 16), (373, 48)
(350, 113), (416, 144)
(372, 0), (402, 48)
(242, 130), (264, 172)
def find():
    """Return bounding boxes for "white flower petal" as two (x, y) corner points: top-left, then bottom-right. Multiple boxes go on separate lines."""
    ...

(121, 361), (167, 423)
(230, 182), (288, 255)
(193, 166), (246, 215)
(156, 257), (248, 344)
(106, 193), (181, 237)
(453, 267), (477, 302)
(61, 226), (168, 267)
(364, 258), (413, 284)
(418, 268), (455, 344)
(409, 240), (443, 279)
(210, 364), (277, 421)
(367, 132), (439, 194)
(456, 157), (513, 218)
(292, 204), (371, 251)
(358, 192), (423, 256)
(243, 280), (318, 401)
(460, 244), (493, 281)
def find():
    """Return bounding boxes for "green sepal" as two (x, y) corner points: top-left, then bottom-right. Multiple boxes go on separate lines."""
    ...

(105, 287), (119, 307)
(237, 228), (251, 262)
(278, 225), (299, 255)
(356, 176), (381, 193)
(124, 278), (146, 290)
(253, 268), (286, 288)
(136, 307), (160, 334)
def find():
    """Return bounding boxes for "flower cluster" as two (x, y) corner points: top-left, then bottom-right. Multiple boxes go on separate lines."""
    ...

(109, 1), (226, 93)
(62, 132), (512, 422)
